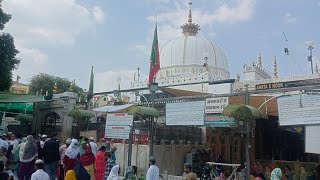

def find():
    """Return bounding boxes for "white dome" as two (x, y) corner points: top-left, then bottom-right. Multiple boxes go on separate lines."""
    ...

(160, 36), (229, 71)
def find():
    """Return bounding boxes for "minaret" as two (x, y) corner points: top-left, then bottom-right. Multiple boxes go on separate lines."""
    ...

(258, 53), (262, 67)
(181, 0), (200, 36)
(273, 56), (278, 79)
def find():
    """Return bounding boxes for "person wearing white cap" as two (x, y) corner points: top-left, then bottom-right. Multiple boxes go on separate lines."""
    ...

(146, 156), (159, 180)
(0, 133), (8, 150)
(89, 137), (98, 156)
(31, 159), (50, 180)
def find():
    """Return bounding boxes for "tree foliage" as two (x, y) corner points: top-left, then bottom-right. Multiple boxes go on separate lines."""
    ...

(29, 73), (83, 95)
(0, 4), (20, 91)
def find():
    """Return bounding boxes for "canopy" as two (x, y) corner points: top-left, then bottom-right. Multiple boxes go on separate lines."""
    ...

(68, 109), (95, 118)
(0, 103), (33, 112)
(223, 104), (268, 121)
(92, 104), (134, 113)
(128, 106), (160, 117)
(0, 93), (43, 103)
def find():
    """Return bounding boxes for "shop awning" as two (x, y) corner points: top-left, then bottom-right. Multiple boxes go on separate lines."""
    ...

(223, 104), (268, 121)
(68, 109), (95, 118)
(128, 106), (160, 117)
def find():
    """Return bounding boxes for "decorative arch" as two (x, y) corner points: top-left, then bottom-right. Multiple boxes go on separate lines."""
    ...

(42, 111), (61, 134)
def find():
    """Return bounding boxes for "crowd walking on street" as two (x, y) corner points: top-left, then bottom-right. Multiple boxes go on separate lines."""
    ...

(0, 132), (127, 180)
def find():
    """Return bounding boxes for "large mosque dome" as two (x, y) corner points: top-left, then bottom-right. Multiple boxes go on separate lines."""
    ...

(131, 1), (230, 89)
(155, 2), (230, 86)
(160, 36), (228, 71)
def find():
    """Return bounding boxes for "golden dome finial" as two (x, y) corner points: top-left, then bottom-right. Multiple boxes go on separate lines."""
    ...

(273, 56), (278, 79)
(258, 53), (262, 67)
(188, 0), (192, 23)
(181, 0), (200, 36)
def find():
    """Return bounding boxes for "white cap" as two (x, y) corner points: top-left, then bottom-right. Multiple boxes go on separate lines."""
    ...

(35, 159), (44, 165)
(90, 137), (95, 141)
(41, 134), (47, 138)
(66, 138), (72, 144)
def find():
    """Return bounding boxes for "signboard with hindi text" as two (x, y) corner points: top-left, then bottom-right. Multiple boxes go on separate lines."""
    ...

(204, 114), (236, 127)
(166, 101), (205, 125)
(105, 113), (133, 139)
(277, 94), (320, 126)
(205, 97), (229, 114)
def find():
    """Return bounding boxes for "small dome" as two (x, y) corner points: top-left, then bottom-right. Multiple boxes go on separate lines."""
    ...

(160, 35), (229, 72)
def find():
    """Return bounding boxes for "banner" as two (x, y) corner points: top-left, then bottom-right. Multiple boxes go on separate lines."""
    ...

(204, 114), (236, 127)
(166, 101), (205, 125)
(277, 94), (320, 126)
(105, 113), (133, 139)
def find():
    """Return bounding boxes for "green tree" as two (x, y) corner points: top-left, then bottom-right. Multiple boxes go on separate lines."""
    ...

(0, 3), (20, 91)
(29, 73), (83, 95)
(29, 73), (55, 95)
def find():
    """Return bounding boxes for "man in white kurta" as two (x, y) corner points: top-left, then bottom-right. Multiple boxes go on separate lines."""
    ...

(31, 159), (50, 180)
(146, 156), (159, 180)
(89, 137), (98, 156)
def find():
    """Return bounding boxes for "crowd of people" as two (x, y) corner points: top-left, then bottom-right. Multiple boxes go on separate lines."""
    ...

(0, 132), (128, 180)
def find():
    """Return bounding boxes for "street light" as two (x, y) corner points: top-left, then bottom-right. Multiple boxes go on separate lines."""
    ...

(305, 40), (316, 74)
(149, 82), (158, 156)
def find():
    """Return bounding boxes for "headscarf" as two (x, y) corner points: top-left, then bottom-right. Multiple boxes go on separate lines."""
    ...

(65, 139), (80, 159)
(107, 165), (120, 180)
(271, 168), (282, 180)
(65, 170), (77, 180)
(125, 166), (134, 180)
(80, 144), (95, 166)
(79, 141), (87, 155)
(21, 135), (38, 161)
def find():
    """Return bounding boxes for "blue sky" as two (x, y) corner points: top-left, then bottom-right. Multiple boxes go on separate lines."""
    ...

(2, 0), (320, 92)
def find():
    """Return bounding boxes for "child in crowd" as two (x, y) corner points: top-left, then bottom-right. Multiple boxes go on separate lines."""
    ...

(6, 161), (16, 180)
(0, 148), (8, 165)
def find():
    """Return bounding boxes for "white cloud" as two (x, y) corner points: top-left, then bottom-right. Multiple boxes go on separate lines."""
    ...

(92, 6), (105, 24)
(2, 0), (105, 46)
(144, 0), (256, 48)
(283, 13), (297, 24)
(95, 70), (147, 93)
(2, 0), (105, 84)
(13, 46), (49, 83)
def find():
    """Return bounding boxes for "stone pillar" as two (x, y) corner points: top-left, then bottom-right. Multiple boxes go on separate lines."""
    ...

(61, 97), (76, 141)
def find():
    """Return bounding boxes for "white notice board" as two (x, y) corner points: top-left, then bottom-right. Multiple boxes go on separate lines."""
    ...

(277, 94), (320, 126)
(105, 113), (133, 139)
(166, 101), (205, 125)
(205, 97), (229, 114)
(305, 125), (320, 154)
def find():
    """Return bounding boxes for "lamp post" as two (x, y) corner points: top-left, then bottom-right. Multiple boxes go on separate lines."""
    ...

(244, 83), (251, 180)
(149, 82), (158, 156)
(305, 41), (316, 74)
